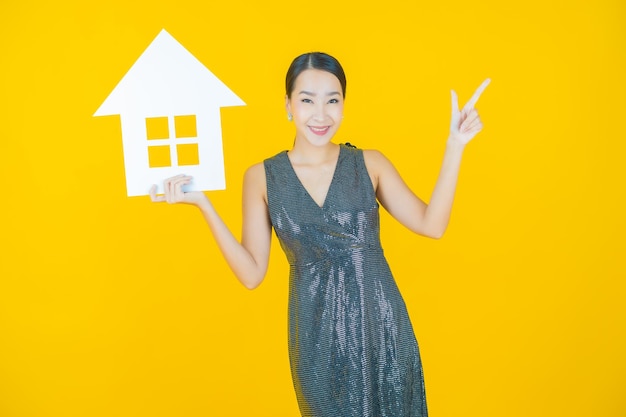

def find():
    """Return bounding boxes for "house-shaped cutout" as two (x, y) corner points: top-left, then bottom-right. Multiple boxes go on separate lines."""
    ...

(94, 29), (245, 197)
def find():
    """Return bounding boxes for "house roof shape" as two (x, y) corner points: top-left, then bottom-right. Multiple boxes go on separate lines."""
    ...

(94, 29), (245, 117)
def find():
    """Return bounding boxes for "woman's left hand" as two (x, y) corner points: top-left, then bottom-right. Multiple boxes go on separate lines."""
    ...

(449, 78), (491, 146)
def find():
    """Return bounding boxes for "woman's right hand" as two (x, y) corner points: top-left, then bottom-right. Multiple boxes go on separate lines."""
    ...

(149, 174), (209, 207)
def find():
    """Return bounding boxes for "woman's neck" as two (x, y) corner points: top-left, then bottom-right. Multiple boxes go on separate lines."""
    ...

(288, 140), (339, 166)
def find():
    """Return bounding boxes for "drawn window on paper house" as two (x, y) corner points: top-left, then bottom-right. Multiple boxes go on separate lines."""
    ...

(146, 115), (200, 168)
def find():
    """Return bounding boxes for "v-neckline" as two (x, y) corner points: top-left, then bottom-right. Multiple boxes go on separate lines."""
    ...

(284, 145), (343, 209)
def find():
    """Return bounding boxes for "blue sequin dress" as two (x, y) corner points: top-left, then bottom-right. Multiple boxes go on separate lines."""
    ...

(264, 144), (428, 417)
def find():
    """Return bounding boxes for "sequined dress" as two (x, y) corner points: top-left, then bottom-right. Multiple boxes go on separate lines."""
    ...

(264, 144), (428, 417)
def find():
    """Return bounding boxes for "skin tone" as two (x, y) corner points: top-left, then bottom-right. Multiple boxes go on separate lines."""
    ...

(150, 68), (490, 289)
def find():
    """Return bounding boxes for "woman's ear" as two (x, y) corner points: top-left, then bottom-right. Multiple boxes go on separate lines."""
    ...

(285, 94), (291, 113)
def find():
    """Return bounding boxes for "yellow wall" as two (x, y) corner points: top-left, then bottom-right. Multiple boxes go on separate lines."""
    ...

(1, 1), (624, 416)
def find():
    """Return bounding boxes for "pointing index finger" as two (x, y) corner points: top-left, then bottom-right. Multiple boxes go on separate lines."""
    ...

(463, 78), (491, 111)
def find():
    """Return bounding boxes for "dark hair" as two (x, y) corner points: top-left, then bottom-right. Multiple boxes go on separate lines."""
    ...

(285, 52), (347, 98)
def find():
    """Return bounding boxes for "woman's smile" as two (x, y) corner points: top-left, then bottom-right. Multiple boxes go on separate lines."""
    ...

(308, 125), (331, 136)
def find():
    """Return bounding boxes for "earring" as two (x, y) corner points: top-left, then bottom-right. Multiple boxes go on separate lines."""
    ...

(287, 113), (293, 122)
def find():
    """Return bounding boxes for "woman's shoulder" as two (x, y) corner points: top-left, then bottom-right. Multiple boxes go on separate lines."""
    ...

(246, 149), (287, 185)
(243, 161), (265, 183)
(360, 147), (388, 167)
(359, 148), (398, 186)
(263, 149), (288, 162)
(340, 142), (384, 157)
(339, 143), (382, 160)
(246, 161), (266, 175)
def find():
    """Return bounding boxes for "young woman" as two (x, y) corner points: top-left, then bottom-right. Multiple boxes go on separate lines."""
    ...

(151, 52), (489, 417)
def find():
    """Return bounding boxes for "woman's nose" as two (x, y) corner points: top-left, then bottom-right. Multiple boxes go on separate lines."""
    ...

(312, 104), (327, 121)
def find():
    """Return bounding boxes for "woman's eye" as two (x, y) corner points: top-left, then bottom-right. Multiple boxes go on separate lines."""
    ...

(301, 98), (313, 103)
(329, 98), (339, 104)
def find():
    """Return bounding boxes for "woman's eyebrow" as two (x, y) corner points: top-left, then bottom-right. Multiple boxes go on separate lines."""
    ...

(298, 90), (341, 96)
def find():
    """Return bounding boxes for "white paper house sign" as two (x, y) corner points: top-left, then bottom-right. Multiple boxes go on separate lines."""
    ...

(94, 29), (245, 197)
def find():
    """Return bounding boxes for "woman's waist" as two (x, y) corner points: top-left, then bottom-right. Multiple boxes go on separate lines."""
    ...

(287, 244), (384, 268)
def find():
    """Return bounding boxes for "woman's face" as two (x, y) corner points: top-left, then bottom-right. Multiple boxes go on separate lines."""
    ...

(286, 69), (344, 147)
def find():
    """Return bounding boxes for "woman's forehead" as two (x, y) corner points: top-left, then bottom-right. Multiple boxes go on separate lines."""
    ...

(294, 69), (342, 91)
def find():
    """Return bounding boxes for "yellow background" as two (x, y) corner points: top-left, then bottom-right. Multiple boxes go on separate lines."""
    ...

(1, 1), (624, 416)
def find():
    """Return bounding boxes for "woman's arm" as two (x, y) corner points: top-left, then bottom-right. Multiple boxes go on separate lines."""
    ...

(365, 79), (490, 239)
(150, 163), (272, 289)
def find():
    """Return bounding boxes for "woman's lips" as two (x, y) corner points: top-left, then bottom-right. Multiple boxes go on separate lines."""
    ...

(309, 126), (330, 136)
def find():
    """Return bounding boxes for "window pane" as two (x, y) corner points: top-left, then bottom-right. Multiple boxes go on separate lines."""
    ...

(174, 115), (197, 138)
(148, 145), (171, 167)
(177, 143), (199, 166)
(146, 117), (169, 140)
